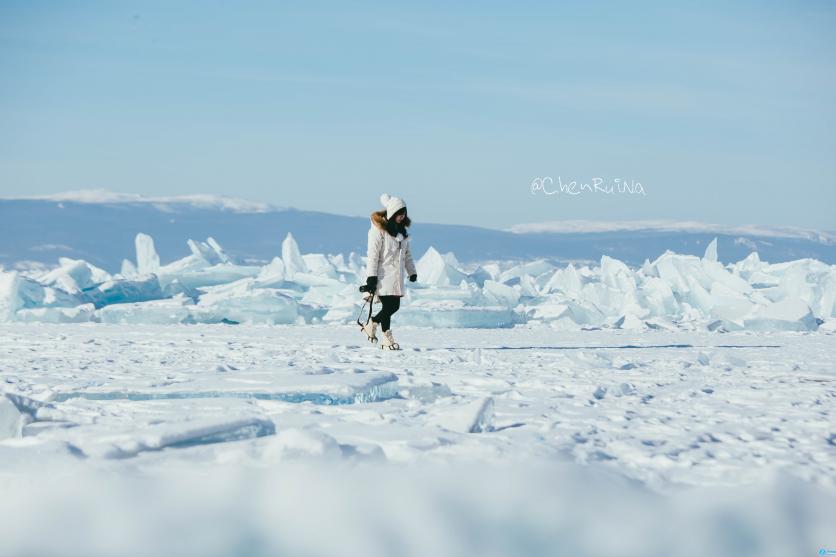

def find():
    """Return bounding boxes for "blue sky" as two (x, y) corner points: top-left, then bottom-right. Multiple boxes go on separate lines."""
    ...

(1, 0), (834, 230)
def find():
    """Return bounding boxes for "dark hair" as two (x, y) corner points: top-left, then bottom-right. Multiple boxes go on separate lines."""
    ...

(386, 208), (409, 238)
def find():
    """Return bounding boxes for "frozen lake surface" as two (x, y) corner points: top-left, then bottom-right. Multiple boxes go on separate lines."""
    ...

(1, 323), (834, 556)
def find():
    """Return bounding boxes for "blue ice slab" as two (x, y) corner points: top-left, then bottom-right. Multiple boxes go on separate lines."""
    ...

(399, 306), (519, 328)
(164, 418), (276, 450)
(82, 275), (163, 309)
(67, 415), (278, 459)
(50, 371), (401, 406)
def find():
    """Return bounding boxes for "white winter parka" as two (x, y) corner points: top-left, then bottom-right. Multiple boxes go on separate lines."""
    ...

(366, 211), (416, 297)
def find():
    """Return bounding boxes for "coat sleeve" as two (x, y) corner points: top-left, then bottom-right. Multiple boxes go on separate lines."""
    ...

(366, 227), (384, 278)
(404, 237), (417, 276)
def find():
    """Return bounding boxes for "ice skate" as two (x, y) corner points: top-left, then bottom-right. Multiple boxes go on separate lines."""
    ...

(361, 319), (378, 343)
(379, 328), (400, 350)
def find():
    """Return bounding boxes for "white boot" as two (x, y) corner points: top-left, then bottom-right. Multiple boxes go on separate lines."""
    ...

(380, 328), (400, 350)
(361, 319), (378, 343)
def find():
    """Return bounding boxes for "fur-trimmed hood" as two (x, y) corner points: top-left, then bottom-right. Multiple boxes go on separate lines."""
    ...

(371, 209), (411, 236)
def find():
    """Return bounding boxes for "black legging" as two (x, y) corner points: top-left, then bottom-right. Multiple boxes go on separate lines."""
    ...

(372, 295), (400, 332)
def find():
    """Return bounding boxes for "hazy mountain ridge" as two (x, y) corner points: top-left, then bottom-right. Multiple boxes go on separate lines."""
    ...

(2, 192), (835, 272)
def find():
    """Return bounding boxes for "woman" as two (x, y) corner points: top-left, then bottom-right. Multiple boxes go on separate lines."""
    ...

(361, 193), (417, 350)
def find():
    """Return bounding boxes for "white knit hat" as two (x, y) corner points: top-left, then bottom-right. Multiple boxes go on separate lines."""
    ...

(380, 193), (406, 219)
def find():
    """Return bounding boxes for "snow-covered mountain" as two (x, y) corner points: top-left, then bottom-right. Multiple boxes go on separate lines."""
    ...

(2, 190), (835, 273)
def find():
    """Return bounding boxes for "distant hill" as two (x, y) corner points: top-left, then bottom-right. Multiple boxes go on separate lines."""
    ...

(2, 191), (835, 272)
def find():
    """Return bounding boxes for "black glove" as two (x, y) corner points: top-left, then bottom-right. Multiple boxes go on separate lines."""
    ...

(365, 276), (378, 292)
(409, 274), (417, 283)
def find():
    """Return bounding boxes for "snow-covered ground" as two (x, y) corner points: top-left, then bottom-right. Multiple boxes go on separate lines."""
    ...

(1, 322), (834, 556)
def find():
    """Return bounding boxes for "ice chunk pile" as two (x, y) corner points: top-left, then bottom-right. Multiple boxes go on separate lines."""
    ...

(1, 233), (833, 331)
